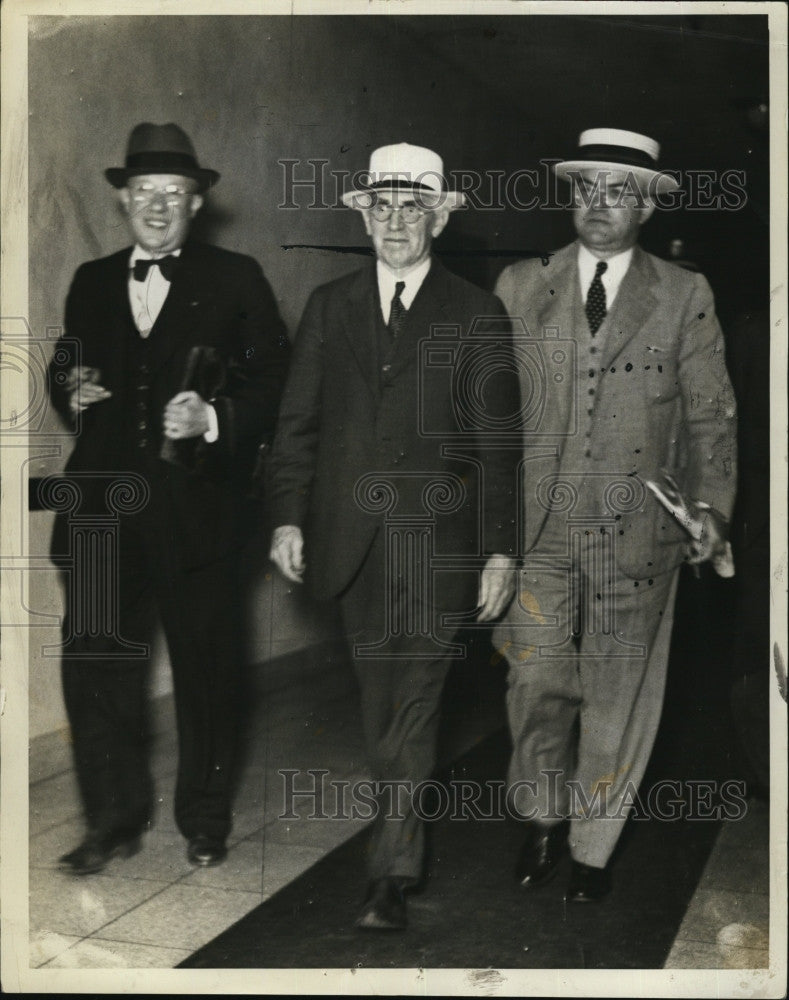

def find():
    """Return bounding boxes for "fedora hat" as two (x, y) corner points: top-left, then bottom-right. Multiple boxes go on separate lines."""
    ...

(553, 128), (679, 195)
(342, 143), (465, 211)
(105, 122), (220, 192)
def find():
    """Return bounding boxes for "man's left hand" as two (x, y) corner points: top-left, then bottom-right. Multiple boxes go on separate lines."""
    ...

(686, 509), (729, 564)
(163, 390), (211, 439)
(477, 554), (517, 622)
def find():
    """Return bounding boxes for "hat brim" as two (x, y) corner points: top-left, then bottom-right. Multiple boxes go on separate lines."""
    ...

(341, 186), (465, 211)
(553, 160), (680, 195)
(105, 166), (220, 193)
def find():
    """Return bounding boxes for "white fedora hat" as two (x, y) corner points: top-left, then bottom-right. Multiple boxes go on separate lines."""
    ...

(342, 142), (465, 211)
(553, 128), (680, 195)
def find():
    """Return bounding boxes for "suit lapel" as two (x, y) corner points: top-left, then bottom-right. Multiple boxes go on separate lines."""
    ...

(599, 245), (657, 368)
(340, 265), (381, 399)
(387, 259), (451, 379)
(533, 244), (578, 438)
(147, 241), (206, 376)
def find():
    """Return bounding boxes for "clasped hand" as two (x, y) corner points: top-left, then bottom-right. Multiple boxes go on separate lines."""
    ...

(163, 391), (211, 439)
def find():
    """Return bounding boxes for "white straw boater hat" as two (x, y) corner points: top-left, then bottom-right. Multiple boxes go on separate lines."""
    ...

(553, 128), (680, 195)
(342, 143), (465, 211)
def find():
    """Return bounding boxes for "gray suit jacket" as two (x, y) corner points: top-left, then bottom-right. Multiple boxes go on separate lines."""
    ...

(494, 241), (737, 579)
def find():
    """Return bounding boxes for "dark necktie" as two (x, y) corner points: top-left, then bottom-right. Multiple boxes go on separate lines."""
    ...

(585, 260), (608, 335)
(132, 255), (179, 283)
(388, 281), (407, 339)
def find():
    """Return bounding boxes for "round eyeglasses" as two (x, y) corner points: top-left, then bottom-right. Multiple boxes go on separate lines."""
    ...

(128, 182), (194, 206)
(368, 202), (427, 224)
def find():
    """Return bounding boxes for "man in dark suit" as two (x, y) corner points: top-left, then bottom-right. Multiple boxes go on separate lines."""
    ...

(48, 122), (288, 874)
(268, 143), (520, 930)
(493, 129), (737, 902)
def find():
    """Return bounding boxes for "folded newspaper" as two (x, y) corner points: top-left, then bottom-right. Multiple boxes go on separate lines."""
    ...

(645, 472), (735, 578)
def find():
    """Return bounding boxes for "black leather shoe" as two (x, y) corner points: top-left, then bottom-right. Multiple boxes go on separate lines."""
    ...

(58, 832), (142, 876)
(566, 860), (611, 903)
(187, 835), (227, 867)
(355, 878), (407, 931)
(515, 820), (568, 888)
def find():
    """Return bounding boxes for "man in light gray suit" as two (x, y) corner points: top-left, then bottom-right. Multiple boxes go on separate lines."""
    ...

(494, 129), (737, 902)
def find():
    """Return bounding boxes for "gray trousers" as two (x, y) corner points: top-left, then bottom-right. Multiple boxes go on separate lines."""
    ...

(495, 542), (680, 869)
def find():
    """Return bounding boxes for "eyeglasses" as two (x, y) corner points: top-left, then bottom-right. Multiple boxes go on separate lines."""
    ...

(368, 202), (427, 224)
(128, 182), (194, 206)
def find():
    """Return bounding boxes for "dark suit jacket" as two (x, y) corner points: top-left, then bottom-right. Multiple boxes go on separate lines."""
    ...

(48, 240), (289, 570)
(267, 260), (521, 601)
(494, 242), (737, 578)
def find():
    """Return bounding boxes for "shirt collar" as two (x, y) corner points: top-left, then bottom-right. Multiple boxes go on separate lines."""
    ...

(577, 242), (634, 289)
(376, 257), (432, 311)
(129, 245), (184, 266)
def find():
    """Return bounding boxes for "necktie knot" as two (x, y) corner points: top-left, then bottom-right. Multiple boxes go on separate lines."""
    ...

(585, 260), (608, 335)
(132, 255), (179, 283)
(389, 281), (407, 338)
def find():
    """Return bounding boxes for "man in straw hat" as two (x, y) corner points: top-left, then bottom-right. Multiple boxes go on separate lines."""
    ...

(48, 122), (288, 873)
(493, 128), (737, 901)
(268, 143), (521, 930)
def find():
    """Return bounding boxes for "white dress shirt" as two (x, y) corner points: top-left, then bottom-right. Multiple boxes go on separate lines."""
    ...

(376, 257), (432, 324)
(127, 245), (217, 442)
(577, 244), (634, 310)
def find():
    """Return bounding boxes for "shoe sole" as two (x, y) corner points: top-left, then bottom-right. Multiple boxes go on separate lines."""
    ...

(355, 914), (406, 931)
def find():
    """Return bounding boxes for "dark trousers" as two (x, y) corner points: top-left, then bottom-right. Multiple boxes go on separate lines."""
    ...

(60, 516), (241, 842)
(338, 529), (476, 885)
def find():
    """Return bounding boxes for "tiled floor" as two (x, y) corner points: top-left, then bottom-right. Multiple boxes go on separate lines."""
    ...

(28, 641), (773, 971)
(664, 798), (771, 970)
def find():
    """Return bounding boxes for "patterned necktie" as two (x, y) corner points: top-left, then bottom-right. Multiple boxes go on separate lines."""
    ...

(585, 260), (608, 335)
(389, 281), (407, 338)
(132, 255), (179, 282)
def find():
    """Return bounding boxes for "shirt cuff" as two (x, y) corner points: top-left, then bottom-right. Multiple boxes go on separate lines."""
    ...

(203, 404), (219, 443)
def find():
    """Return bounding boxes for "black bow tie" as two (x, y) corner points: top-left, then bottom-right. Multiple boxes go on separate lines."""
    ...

(132, 255), (179, 282)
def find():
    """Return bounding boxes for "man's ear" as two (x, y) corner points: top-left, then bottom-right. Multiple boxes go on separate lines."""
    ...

(429, 207), (451, 240)
(188, 193), (204, 218)
(361, 211), (373, 237)
(118, 187), (132, 214)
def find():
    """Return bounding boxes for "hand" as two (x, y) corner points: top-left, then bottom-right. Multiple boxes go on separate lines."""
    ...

(270, 525), (305, 583)
(476, 554), (517, 622)
(686, 508), (729, 565)
(66, 366), (111, 417)
(163, 391), (211, 440)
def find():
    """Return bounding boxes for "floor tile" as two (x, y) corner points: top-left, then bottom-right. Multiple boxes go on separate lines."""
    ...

(96, 883), (262, 951)
(665, 935), (769, 970)
(698, 845), (770, 895)
(29, 770), (83, 837)
(43, 937), (193, 968)
(264, 813), (369, 853)
(29, 931), (82, 968)
(674, 887), (770, 946)
(261, 843), (326, 900)
(29, 867), (171, 938)
(29, 817), (86, 869)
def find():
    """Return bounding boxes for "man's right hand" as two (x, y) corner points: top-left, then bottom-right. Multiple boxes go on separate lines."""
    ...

(269, 525), (306, 583)
(66, 366), (112, 417)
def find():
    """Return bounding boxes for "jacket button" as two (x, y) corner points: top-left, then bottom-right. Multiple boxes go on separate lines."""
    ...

(138, 420), (146, 430)
(382, 364), (392, 373)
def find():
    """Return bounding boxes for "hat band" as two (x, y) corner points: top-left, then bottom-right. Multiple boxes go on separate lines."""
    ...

(125, 151), (201, 173)
(569, 144), (659, 171)
(361, 178), (444, 194)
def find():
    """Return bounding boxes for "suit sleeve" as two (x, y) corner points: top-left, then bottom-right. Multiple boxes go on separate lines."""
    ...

(677, 273), (737, 518)
(47, 263), (93, 429)
(265, 287), (325, 528)
(475, 292), (523, 556)
(207, 257), (290, 472)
